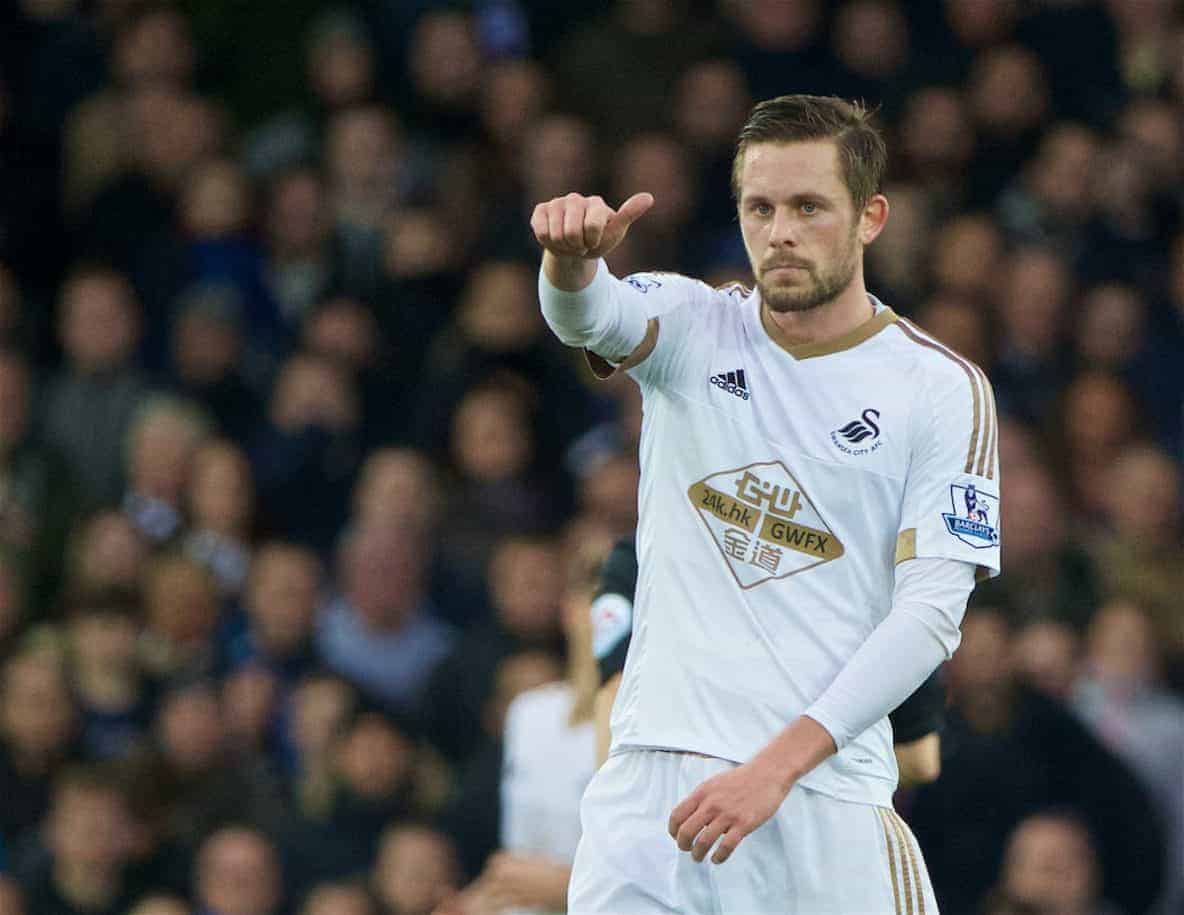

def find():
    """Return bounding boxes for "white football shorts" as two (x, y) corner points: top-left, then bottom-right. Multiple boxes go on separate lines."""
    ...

(569, 749), (937, 914)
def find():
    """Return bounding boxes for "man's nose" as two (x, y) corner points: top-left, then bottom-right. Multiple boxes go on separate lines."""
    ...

(768, 208), (798, 246)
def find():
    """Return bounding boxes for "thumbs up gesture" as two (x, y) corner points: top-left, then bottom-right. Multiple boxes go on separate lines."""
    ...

(531, 192), (654, 259)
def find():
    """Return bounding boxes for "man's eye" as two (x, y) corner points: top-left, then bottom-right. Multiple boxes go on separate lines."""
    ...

(754, 203), (773, 216)
(802, 202), (818, 215)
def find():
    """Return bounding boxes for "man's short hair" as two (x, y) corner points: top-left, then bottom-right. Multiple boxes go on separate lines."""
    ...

(732, 95), (887, 212)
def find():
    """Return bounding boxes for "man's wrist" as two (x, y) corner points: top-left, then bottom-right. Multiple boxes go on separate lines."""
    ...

(752, 715), (839, 792)
(542, 251), (599, 291)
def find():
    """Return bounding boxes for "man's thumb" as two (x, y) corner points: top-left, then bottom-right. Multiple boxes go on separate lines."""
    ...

(614, 192), (654, 227)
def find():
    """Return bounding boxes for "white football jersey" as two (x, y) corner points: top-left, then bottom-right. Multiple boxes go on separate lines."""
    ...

(609, 270), (1001, 807)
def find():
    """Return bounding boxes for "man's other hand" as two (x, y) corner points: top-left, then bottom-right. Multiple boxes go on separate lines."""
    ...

(668, 759), (792, 865)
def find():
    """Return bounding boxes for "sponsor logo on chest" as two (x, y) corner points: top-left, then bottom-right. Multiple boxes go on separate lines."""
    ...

(687, 461), (844, 589)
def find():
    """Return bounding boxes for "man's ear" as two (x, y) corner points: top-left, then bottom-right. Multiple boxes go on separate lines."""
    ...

(859, 194), (890, 246)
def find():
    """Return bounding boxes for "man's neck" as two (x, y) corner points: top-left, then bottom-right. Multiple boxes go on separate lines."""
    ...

(760, 278), (876, 350)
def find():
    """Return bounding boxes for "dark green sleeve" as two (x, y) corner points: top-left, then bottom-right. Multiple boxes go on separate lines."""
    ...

(888, 667), (946, 743)
(593, 536), (636, 684)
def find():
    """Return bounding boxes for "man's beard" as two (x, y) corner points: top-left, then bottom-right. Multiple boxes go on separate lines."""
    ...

(757, 237), (860, 314)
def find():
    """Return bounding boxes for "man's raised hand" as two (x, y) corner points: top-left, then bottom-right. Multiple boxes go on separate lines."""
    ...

(531, 192), (653, 259)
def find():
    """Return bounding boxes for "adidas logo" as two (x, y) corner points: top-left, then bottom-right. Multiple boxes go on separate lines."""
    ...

(709, 368), (751, 401)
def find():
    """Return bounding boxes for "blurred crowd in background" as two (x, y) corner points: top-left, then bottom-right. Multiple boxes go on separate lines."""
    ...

(0, 0), (1182, 913)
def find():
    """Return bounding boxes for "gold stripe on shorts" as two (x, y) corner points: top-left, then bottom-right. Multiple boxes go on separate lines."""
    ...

(890, 810), (926, 915)
(876, 808), (902, 915)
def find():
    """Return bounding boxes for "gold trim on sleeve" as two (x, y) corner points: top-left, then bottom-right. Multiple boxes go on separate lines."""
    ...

(894, 529), (917, 564)
(971, 364), (996, 477)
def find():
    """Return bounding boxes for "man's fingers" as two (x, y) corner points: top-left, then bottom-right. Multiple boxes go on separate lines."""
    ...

(614, 192), (655, 228)
(530, 203), (549, 245)
(562, 194), (588, 253)
(583, 196), (609, 251)
(674, 806), (712, 852)
(711, 828), (745, 865)
(668, 790), (702, 839)
(691, 819), (729, 863)
(546, 202), (566, 251)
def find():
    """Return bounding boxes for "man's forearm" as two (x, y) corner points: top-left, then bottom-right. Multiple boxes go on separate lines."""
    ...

(538, 257), (648, 362)
(803, 558), (973, 752)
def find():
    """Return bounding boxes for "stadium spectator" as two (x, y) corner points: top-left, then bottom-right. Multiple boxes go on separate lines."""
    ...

(1073, 599), (1184, 915)
(966, 44), (1051, 205)
(64, 510), (149, 598)
(990, 246), (1073, 423)
(552, 0), (716, 145)
(431, 383), (562, 611)
(183, 440), (255, 597)
(436, 648), (565, 880)
(896, 88), (976, 216)
(139, 555), (220, 684)
(141, 682), (284, 861)
(194, 826), (282, 915)
(62, 3), (198, 218)
(324, 103), (402, 291)
(910, 608), (1165, 914)
(79, 87), (226, 275)
(0, 649), (79, 843)
(260, 168), (339, 328)
(422, 535), (564, 764)
(251, 351), (361, 551)
(452, 537), (601, 914)
(1093, 444), (1184, 681)
(16, 765), (140, 914)
(284, 673), (356, 808)
(65, 586), (152, 762)
(316, 520), (453, 713)
(275, 710), (417, 899)
(303, 296), (405, 451)
(166, 284), (263, 441)
(913, 292), (992, 368)
(1011, 619), (1081, 700)
(42, 266), (150, 510)
(930, 212), (1004, 303)
(984, 813), (1119, 915)
(996, 123), (1099, 256)
(370, 824), (459, 915)
(124, 397), (212, 547)
(219, 665), (279, 759)
(225, 541), (321, 683)
(977, 458), (1100, 629)
(0, 348), (78, 616)
(412, 259), (589, 463)
(244, 9), (378, 180)
(1061, 372), (1142, 520)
